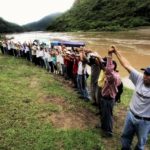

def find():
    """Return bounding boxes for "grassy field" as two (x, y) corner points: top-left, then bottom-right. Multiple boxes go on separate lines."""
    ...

(0, 54), (149, 150)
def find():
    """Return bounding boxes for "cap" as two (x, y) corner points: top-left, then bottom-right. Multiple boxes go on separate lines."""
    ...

(75, 54), (80, 57)
(90, 52), (99, 57)
(141, 66), (150, 75)
(66, 51), (71, 55)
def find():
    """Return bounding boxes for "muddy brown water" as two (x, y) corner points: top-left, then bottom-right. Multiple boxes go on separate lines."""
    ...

(6, 29), (150, 88)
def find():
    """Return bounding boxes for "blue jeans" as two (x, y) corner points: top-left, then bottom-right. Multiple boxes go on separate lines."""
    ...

(77, 75), (84, 95)
(77, 74), (90, 100)
(121, 111), (150, 150)
(43, 58), (50, 70)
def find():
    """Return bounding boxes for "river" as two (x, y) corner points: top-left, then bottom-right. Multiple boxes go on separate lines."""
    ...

(6, 29), (150, 89)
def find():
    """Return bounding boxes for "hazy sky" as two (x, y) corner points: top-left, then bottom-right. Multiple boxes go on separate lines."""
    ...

(0, 0), (75, 25)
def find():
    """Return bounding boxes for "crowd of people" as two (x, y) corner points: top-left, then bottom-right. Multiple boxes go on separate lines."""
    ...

(0, 39), (149, 150)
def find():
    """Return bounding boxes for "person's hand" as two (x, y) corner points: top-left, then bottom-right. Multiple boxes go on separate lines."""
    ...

(85, 49), (92, 54)
(111, 45), (117, 53)
(108, 46), (115, 55)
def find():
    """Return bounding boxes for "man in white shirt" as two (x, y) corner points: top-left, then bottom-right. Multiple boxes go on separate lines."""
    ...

(111, 46), (150, 150)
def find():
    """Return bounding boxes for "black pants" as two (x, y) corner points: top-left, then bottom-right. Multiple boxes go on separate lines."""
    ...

(32, 55), (36, 65)
(0, 46), (4, 54)
(97, 86), (102, 113)
(100, 97), (115, 134)
(49, 61), (54, 73)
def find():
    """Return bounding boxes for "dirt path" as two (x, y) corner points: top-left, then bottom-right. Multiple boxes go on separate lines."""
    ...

(37, 75), (150, 150)
(37, 94), (129, 149)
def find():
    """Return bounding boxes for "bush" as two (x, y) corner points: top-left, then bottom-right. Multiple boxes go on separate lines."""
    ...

(126, 17), (148, 28)
(101, 25), (123, 31)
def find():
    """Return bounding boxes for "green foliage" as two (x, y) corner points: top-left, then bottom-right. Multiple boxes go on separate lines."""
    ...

(47, 0), (150, 31)
(0, 17), (24, 33)
(0, 34), (5, 40)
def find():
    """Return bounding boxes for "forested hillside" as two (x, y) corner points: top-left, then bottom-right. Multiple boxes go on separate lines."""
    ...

(0, 17), (24, 33)
(23, 13), (62, 31)
(47, 0), (150, 31)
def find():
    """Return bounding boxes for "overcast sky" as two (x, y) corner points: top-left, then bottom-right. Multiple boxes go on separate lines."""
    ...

(0, 0), (75, 25)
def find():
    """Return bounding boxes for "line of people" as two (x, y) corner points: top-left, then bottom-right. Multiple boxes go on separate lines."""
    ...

(0, 39), (122, 137)
(0, 38), (121, 135)
(1, 39), (149, 149)
(0, 40), (92, 101)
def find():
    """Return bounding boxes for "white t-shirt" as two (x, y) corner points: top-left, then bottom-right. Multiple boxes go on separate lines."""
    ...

(25, 46), (29, 53)
(77, 61), (88, 75)
(43, 51), (49, 59)
(37, 50), (44, 58)
(129, 68), (150, 118)
(77, 61), (83, 75)
(57, 54), (64, 64)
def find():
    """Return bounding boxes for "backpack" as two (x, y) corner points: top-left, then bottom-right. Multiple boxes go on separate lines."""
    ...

(115, 81), (123, 103)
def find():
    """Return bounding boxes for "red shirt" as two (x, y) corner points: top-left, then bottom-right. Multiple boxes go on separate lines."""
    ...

(73, 58), (79, 75)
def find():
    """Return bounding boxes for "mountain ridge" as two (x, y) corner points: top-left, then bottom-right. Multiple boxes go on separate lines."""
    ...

(23, 13), (62, 31)
(0, 13), (62, 33)
(47, 0), (150, 31)
(0, 17), (24, 33)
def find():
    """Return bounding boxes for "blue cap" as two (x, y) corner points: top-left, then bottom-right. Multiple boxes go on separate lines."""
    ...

(141, 66), (150, 75)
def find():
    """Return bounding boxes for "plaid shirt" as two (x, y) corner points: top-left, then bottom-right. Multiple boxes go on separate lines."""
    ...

(101, 57), (121, 99)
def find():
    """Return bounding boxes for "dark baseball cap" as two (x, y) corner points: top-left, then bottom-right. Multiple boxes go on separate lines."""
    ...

(141, 66), (150, 75)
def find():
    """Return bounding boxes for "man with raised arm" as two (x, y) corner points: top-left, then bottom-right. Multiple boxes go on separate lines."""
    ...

(111, 46), (150, 150)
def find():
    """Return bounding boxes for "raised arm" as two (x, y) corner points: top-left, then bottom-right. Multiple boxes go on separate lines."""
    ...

(111, 46), (133, 73)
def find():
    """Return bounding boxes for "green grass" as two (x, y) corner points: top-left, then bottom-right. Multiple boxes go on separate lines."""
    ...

(0, 54), (149, 150)
(0, 55), (103, 150)
(121, 87), (133, 106)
